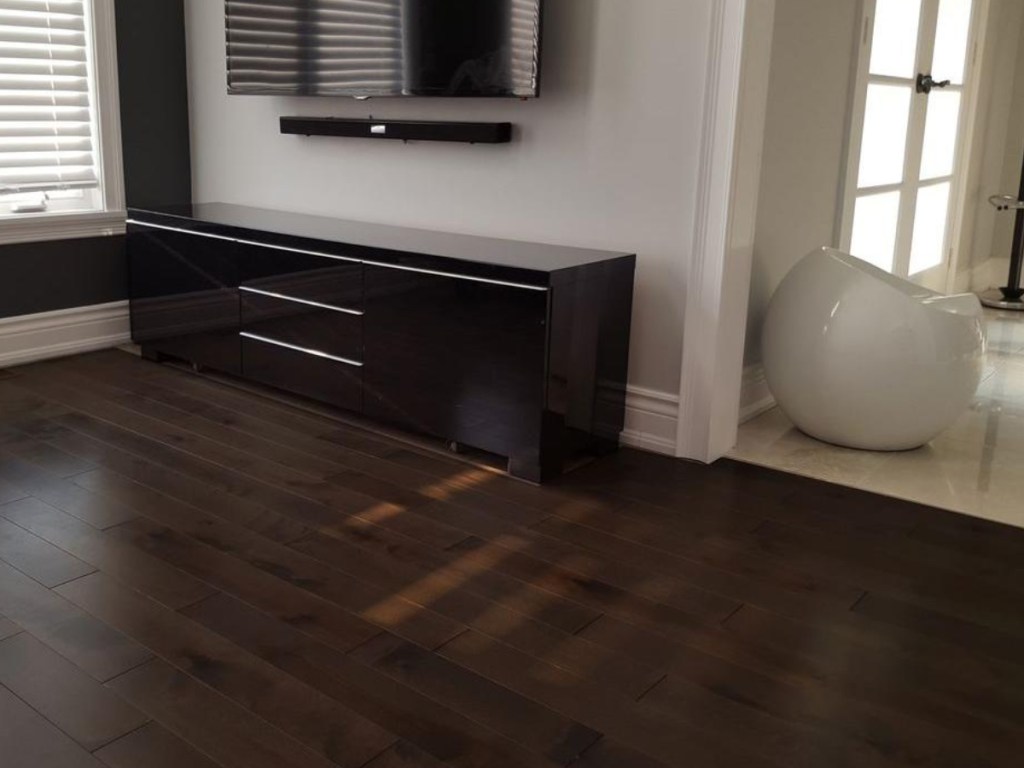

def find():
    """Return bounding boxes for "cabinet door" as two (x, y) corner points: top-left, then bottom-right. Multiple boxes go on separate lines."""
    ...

(363, 265), (548, 461)
(128, 227), (240, 374)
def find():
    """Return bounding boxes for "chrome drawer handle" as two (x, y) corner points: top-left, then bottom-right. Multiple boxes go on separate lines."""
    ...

(239, 286), (364, 316)
(240, 332), (363, 367)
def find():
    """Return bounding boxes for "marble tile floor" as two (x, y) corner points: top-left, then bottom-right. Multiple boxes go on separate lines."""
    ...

(730, 308), (1024, 527)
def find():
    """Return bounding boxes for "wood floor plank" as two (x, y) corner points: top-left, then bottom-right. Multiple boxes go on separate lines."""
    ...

(290, 527), (605, 636)
(0, 685), (106, 768)
(579, 612), (1023, 745)
(747, 520), (1024, 637)
(438, 625), (904, 768)
(97, 496), (463, 651)
(0, 450), (138, 529)
(45, 427), (311, 545)
(0, 475), (28, 505)
(347, 632), (602, 764)
(528, 512), (1024, 701)
(567, 740), (673, 768)
(0, 632), (149, 751)
(0, 559), (152, 681)
(0, 496), (215, 610)
(0, 613), (20, 641)
(642, 671), (1017, 768)
(106, 659), (340, 768)
(105, 515), (382, 654)
(852, 591), (1024, 668)
(3, 437), (96, 478)
(93, 722), (223, 768)
(55, 571), (398, 767)
(0, 515), (95, 587)
(364, 740), (451, 768)
(723, 603), (1024, 730)
(180, 590), (566, 768)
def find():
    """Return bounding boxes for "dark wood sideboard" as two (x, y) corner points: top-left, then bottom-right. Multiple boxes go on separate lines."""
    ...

(127, 203), (635, 482)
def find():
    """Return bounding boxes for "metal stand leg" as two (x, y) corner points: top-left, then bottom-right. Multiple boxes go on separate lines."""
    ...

(982, 147), (1024, 310)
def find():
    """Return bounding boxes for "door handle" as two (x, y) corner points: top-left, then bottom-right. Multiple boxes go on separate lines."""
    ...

(916, 73), (951, 94)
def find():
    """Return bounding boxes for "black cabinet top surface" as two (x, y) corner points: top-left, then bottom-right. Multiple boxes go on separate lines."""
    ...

(129, 203), (635, 280)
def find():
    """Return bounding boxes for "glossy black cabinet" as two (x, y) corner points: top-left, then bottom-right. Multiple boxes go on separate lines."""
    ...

(128, 203), (635, 482)
(363, 266), (548, 473)
(127, 225), (241, 375)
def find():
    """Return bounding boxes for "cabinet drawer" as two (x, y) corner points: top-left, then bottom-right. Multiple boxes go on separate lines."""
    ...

(239, 242), (363, 310)
(240, 333), (362, 412)
(240, 288), (362, 361)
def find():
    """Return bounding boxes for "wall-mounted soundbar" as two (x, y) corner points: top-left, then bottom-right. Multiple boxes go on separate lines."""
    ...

(279, 117), (513, 144)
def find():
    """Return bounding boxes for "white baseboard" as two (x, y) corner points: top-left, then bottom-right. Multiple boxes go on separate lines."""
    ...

(970, 257), (1010, 293)
(739, 363), (775, 423)
(0, 300), (130, 369)
(621, 385), (679, 456)
(620, 367), (775, 454)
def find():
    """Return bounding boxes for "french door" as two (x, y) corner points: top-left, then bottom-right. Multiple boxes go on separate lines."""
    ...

(840, 0), (980, 289)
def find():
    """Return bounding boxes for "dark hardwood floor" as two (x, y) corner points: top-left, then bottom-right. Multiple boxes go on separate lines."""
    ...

(0, 349), (1022, 767)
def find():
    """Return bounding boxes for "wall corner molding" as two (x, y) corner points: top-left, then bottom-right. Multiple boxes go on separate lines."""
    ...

(739, 363), (775, 423)
(677, 0), (769, 463)
(0, 301), (130, 369)
(621, 385), (679, 456)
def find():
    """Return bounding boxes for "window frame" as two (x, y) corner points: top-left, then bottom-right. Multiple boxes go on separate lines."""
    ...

(0, 0), (125, 246)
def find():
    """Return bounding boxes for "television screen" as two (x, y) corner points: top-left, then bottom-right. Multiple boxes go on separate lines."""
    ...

(226, 0), (543, 98)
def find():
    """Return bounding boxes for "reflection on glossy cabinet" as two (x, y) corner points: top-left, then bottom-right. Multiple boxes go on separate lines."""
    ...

(363, 265), (548, 475)
(128, 227), (241, 374)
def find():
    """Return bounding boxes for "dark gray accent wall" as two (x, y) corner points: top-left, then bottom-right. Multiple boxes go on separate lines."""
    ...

(115, 0), (193, 208)
(0, 0), (191, 322)
(0, 237), (126, 320)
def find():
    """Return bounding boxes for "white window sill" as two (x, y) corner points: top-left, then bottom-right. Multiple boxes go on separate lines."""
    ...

(0, 210), (127, 248)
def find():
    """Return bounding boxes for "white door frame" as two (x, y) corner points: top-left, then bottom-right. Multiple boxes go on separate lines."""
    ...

(676, 0), (773, 462)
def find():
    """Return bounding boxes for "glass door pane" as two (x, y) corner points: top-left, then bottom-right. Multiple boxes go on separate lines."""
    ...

(909, 182), (951, 274)
(870, 0), (924, 77)
(932, 0), (972, 83)
(919, 90), (961, 179)
(851, 191), (902, 272)
(858, 84), (913, 188)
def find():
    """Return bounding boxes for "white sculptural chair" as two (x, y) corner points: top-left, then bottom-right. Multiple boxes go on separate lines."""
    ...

(762, 248), (986, 451)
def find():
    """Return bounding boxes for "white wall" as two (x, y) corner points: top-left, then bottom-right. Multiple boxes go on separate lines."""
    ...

(183, 0), (715, 405)
(743, 0), (860, 365)
(960, 0), (1024, 290)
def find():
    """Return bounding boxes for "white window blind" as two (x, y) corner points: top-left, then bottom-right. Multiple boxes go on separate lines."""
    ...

(0, 0), (99, 196)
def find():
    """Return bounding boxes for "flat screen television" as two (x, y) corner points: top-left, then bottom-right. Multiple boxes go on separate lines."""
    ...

(226, 0), (543, 98)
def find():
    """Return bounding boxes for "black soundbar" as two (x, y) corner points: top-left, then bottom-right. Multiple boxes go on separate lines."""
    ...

(280, 117), (513, 144)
